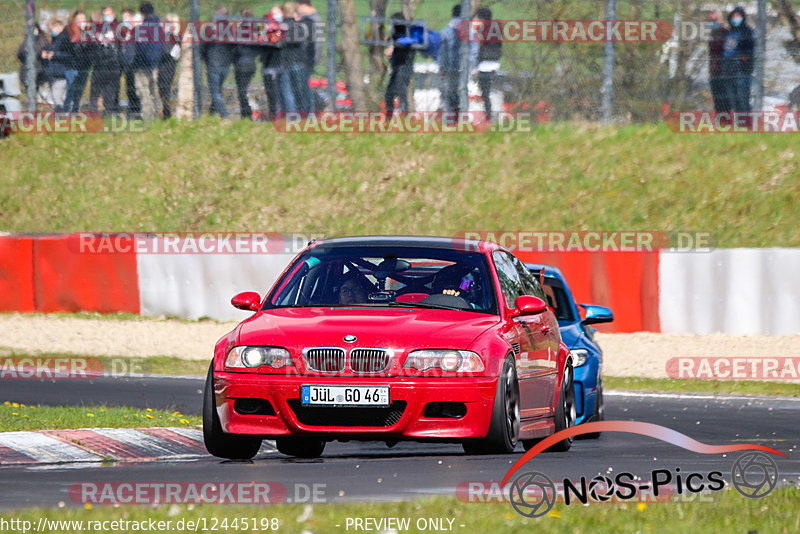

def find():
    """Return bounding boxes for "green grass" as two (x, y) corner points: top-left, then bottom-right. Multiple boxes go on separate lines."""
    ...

(2, 120), (800, 246)
(606, 376), (800, 397)
(0, 401), (199, 432)
(2, 489), (799, 533)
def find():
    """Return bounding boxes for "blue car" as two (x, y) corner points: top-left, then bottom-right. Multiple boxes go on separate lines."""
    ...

(525, 263), (614, 438)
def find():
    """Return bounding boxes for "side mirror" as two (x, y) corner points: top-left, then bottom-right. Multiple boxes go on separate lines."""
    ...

(231, 291), (261, 312)
(511, 295), (547, 316)
(580, 303), (614, 325)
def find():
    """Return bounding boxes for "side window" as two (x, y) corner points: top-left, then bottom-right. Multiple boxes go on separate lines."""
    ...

(492, 251), (525, 308)
(512, 257), (548, 302)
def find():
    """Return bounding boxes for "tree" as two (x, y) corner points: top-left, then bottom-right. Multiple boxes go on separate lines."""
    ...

(338, 0), (369, 109)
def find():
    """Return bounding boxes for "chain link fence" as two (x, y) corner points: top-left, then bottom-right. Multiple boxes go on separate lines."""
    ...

(3, 0), (800, 124)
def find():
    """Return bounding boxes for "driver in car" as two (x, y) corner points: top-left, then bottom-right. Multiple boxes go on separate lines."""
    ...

(339, 273), (369, 305)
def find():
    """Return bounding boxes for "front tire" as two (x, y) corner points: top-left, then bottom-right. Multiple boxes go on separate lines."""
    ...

(463, 356), (520, 455)
(580, 379), (604, 440)
(548, 362), (576, 452)
(203, 364), (263, 460)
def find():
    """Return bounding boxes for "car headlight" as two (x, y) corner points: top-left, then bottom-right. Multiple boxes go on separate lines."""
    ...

(404, 350), (484, 373)
(570, 349), (590, 367)
(226, 346), (294, 370)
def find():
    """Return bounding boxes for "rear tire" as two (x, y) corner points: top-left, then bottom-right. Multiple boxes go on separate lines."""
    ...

(275, 436), (326, 458)
(548, 363), (576, 452)
(462, 356), (520, 455)
(203, 364), (263, 460)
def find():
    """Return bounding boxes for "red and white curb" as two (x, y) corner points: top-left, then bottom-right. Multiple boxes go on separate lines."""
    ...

(0, 427), (275, 467)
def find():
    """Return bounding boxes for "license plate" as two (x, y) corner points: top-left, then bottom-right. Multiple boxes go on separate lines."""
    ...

(301, 385), (390, 407)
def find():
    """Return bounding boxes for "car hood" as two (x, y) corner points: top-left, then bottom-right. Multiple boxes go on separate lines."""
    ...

(238, 307), (501, 352)
(557, 321), (583, 350)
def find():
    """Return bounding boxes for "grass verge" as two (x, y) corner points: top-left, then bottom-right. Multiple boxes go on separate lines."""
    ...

(2, 489), (799, 533)
(0, 402), (199, 432)
(3, 120), (800, 247)
(605, 376), (800, 397)
(0, 349), (209, 377)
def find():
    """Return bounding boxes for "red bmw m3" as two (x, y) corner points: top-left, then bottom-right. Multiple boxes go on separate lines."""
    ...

(204, 236), (575, 459)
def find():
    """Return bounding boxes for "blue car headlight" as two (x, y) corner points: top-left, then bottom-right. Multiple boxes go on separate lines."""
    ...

(570, 349), (590, 367)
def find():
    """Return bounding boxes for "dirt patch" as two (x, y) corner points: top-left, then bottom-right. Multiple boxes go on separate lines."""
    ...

(2, 314), (800, 378)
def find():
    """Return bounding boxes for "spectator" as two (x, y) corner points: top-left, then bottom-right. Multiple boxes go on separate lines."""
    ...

(708, 10), (728, 113)
(44, 18), (70, 109)
(63, 10), (93, 112)
(119, 8), (140, 118)
(234, 9), (260, 119)
(89, 6), (122, 115)
(279, 2), (311, 113)
(437, 4), (476, 114)
(133, 2), (163, 121)
(201, 6), (235, 118)
(384, 12), (416, 118)
(261, 6), (285, 120)
(297, 0), (321, 111)
(158, 13), (181, 119)
(17, 23), (50, 104)
(474, 7), (501, 120)
(721, 6), (754, 115)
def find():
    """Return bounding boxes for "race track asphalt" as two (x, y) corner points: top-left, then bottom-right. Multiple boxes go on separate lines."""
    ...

(1, 376), (798, 510)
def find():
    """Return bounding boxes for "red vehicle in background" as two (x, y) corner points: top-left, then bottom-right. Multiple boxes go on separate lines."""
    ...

(204, 236), (575, 459)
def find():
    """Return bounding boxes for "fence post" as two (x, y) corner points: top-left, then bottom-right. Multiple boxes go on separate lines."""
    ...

(326, 0), (337, 110)
(458, 0), (471, 114)
(190, 0), (202, 118)
(601, 0), (616, 124)
(24, 1), (37, 111)
(753, 0), (767, 111)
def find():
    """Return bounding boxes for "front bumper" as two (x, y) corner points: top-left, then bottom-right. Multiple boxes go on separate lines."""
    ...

(214, 372), (499, 440)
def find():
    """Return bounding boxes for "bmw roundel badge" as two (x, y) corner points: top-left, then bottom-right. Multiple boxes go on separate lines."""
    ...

(343, 335), (357, 343)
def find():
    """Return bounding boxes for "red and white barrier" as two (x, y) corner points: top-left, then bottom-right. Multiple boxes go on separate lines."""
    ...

(1, 235), (798, 334)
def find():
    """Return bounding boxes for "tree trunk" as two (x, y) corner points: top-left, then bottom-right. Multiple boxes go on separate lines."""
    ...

(368, 0), (390, 96)
(339, 0), (369, 109)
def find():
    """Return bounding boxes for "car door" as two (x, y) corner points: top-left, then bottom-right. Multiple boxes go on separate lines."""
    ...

(492, 251), (552, 419)
(513, 258), (560, 413)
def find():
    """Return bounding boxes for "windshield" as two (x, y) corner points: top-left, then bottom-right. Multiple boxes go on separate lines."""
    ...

(266, 245), (498, 314)
(541, 278), (576, 322)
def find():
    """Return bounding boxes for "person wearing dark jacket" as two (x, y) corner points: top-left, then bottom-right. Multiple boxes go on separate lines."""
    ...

(88, 6), (121, 115)
(384, 12), (416, 118)
(201, 7), (235, 118)
(63, 11), (94, 112)
(707, 10), (728, 113)
(17, 23), (50, 103)
(297, 0), (320, 112)
(133, 2), (163, 121)
(44, 18), (70, 109)
(119, 8), (140, 118)
(158, 13), (181, 119)
(234, 9), (260, 119)
(474, 7), (501, 120)
(261, 7), (285, 121)
(279, 2), (311, 113)
(721, 6), (754, 114)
